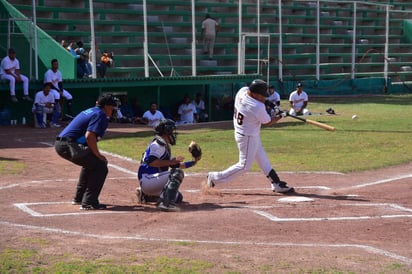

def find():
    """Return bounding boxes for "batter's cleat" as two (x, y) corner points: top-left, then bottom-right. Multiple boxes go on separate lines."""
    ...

(11, 96), (18, 103)
(272, 181), (295, 193)
(80, 203), (107, 210)
(135, 187), (146, 204)
(50, 123), (61, 128)
(206, 174), (215, 188)
(157, 202), (180, 212)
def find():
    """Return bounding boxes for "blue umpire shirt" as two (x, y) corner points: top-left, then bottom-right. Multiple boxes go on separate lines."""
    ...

(58, 106), (109, 145)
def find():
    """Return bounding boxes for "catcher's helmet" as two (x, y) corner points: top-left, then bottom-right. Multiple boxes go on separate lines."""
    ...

(249, 79), (269, 97)
(155, 119), (177, 145)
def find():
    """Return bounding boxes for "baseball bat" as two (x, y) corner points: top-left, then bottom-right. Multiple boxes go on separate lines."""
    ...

(264, 100), (335, 132)
(286, 113), (336, 132)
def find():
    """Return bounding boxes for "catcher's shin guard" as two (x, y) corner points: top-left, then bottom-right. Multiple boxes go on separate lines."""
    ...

(162, 168), (184, 206)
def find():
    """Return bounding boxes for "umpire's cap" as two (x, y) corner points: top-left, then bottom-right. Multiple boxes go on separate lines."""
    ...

(249, 79), (269, 97)
(97, 94), (119, 107)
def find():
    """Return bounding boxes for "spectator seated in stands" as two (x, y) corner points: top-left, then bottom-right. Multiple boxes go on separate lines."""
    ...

(97, 51), (114, 78)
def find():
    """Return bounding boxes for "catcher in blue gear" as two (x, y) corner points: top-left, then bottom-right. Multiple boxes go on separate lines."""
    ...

(136, 119), (201, 212)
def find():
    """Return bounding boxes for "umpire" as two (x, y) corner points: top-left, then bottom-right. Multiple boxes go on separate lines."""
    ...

(55, 94), (118, 210)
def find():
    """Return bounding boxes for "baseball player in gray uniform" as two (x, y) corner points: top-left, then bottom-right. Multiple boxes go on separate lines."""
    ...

(207, 79), (294, 193)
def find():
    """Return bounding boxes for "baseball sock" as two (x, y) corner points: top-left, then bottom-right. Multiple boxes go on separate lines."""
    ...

(267, 169), (281, 184)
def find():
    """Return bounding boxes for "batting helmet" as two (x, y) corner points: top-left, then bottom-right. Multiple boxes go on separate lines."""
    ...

(155, 119), (177, 145)
(249, 79), (269, 97)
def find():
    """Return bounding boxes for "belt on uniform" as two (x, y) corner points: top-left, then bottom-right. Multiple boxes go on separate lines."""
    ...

(56, 136), (75, 142)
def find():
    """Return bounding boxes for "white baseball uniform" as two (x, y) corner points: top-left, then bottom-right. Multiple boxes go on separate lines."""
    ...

(289, 90), (310, 115)
(177, 102), (197, 124)
(0, 56), (29, 96)
(267, 90), (280, 105)
(208, 86), (274, 184)
(142, 110), (165, 127)
(44, 69), (73, 100)
(32, 90), (55, 113)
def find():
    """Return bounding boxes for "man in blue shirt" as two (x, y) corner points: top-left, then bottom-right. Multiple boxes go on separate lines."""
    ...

(55, 94), (118, 210)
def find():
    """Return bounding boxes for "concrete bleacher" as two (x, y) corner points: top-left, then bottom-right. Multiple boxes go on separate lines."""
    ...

(5, 0), (412, 82)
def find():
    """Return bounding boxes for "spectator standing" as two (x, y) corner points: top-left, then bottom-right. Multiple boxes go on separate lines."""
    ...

(0, 48), (32, 103)
(201, 14), (219, 60)
(288, 82), (311, 116)
(192, 92), (208, 122)
(54, 94), (119, 210)
(177, 95), (198, 124)
(141, 102), (165, 127)
(44, 59), (74, 118)
(32, 83), (60, 128)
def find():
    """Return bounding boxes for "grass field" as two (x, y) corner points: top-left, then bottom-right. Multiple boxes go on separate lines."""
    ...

(100, 94), (412, 174)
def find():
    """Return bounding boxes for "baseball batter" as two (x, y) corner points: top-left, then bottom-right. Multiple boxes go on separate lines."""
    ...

(207, 79), (294, 193)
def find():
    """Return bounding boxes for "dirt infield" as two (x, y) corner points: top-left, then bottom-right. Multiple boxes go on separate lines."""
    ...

(1, 123), (411, 273)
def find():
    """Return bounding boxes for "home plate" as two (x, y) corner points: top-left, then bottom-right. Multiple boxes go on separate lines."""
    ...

(278, 197), (314, 203)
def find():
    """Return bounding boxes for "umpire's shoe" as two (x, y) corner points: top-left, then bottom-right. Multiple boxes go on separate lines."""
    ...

(80, 203), (107, 210)
(272, 181), (295, 193)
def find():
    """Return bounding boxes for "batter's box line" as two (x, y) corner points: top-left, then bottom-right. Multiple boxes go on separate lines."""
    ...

(252, 201), (412, 222)
(14, 202), (129, 217)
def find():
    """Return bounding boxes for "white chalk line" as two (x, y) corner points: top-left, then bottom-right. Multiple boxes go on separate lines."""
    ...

(252, 202), (412, 222)
(352, 173), (412, 189)
(13, 202), (129, 217)
(0, 220), (410, 266)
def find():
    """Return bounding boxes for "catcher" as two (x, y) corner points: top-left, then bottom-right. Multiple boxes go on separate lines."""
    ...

(136, 119), (201, 212)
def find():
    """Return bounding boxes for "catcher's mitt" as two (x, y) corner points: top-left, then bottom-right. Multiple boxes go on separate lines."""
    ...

(188, 141), (202, 161)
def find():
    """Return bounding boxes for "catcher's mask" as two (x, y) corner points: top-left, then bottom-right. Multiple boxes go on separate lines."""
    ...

(155, 119), (177, 145)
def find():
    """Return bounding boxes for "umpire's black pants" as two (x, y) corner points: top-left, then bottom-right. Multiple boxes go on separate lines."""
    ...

(55, 138), (108, 207)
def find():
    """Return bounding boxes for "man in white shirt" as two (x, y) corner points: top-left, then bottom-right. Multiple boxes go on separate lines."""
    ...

(142, 102), (165, 127)
(288, 82), (311, 116)
(192, 92), (208, 122)
(266, 85), (281, 116)
(0, 48), (32, 103)
(32, 83), (61, 128)
(177, 95), (197, 124)
(201, 14), (219, 60)
(44, 59), (74, 117)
